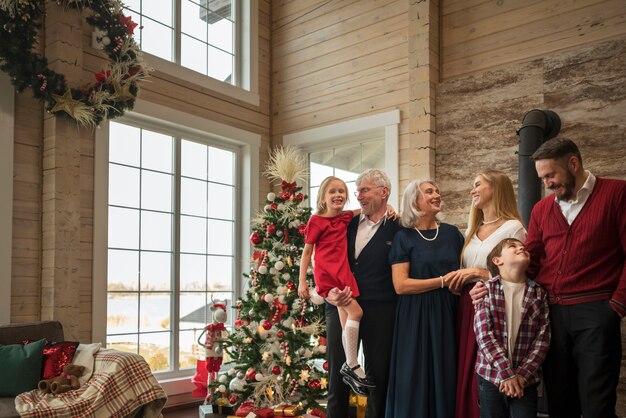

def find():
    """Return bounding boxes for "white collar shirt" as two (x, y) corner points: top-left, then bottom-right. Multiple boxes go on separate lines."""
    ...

(354, 213), (387, 259)
(557, 170), (596, 225)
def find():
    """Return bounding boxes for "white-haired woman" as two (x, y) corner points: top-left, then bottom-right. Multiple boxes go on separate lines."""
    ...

(385, 179), (464, 418)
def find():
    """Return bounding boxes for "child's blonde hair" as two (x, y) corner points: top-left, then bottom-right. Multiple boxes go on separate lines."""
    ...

(316, 176), (349, 214)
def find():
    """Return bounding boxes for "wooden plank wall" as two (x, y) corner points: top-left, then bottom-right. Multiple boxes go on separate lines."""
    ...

(442, 0), (626, 80)
(9, 0), (272, 341)
(271, 0), (411, 181)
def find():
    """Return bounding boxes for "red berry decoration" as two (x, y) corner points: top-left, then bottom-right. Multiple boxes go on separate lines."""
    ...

(262, 320), (272, 330)
(323, 361), (329, 371)
(272, 365), (281, 375)
(308, 379), (321, 389)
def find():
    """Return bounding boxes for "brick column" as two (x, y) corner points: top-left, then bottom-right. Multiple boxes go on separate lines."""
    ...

(407, 0), (439, 179)
(41, 3), (84, 339)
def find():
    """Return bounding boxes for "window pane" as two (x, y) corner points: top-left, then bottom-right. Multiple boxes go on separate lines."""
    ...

(181, 177), (208, 217)
(181, 140), (208, 180)
(180, 215), (207, 253)
(310, 157), (334, 187)
(141, 211), (172, 251)
(180, 254), (207, 291)
(141, 170), (173, 212)
(140, 331), (171, 372)
(309, 186), (319, 212)
(181, 34), (208, 75)
(180, 292), (208, 328)
(140, 292), (171, 332)
(208, 147), (234, 184)
(209, 0), (232, 20)
(208, 256), (232, 291)
(142, 131), (173, 173)
(208, 219), (232, 255)
(208, 183), (233, 219)
(141, 18), (173, 61)
(208, 45), (233, 83)
(109, 207), (139, 249)
(109, 123), (140, 166)
(178, 329), (200, 369)
(107, 333), (138, 354)
(108, 249), (139, 291)
(182, 0), (208, 42)
(209, 17), (233, 54)
(108, 293), (138, 334)
(123, 1), (140, 14)
(109, 164), (140, 208)
(140, 252), (171, 291)
(142, 0), (173, 25)
(334, 144), (361, 181)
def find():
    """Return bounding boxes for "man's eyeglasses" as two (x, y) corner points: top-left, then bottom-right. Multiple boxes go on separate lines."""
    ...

(353, 186), (385, 197)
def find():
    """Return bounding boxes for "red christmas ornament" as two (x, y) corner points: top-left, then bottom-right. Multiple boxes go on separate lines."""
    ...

(286, 282), (296, 291)
(246, 369), (256, 381)
(296, 193), (304, 201)
(279, 191), (290, 200)
(272, 365), (281, 375)
(266, 224), (276, 235)
(234, 319), (243, 328)
(249, 231), (263, 245)
(277, 330), (284, 338)
(297, 224), (306, 236)
(323, 361), (329, 371)
(319, 337), (327, 346)
(262, 320), (272, 330)
(229, 394), (238, 405)
(308, 379), (321, 389)
(269, 203), (278, 211)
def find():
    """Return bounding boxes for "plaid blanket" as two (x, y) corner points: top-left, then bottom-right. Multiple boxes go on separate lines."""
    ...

(16, 350), (167, 418)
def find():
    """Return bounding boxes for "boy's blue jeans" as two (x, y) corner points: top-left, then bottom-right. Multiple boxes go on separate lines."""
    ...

(477, 375), (538, 418)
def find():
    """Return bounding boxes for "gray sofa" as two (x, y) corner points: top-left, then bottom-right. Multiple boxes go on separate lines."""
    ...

(0, 321), (64, 418)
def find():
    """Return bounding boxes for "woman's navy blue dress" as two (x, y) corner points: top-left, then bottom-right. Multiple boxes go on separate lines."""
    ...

(385, 223), (464, 418)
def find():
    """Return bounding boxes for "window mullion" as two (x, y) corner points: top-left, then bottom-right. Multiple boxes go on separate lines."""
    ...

(172, 137), (182, 371)
(174, 0), (182, 65)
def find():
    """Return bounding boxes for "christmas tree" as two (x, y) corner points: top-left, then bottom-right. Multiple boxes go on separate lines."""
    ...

(210, 146), (328, 412)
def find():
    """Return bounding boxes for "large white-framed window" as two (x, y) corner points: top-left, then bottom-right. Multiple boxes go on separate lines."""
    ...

(120, 0), (259, 106)
(0, 74), (14, 324)
(93, 100), (260, 395)
(283, 110), (400, 211)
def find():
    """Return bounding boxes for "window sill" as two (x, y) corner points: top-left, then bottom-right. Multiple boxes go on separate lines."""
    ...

(145, 54), (260, 107)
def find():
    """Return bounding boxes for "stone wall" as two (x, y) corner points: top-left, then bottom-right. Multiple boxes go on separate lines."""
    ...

(436, 36), (626, 229)
(436, 35), (626, 415)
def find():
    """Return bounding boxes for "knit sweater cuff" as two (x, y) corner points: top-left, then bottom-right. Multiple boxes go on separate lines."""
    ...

(609, 299), (626, 318)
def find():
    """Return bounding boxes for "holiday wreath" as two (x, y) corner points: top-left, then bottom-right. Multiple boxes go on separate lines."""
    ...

(0, 0), (149, 127)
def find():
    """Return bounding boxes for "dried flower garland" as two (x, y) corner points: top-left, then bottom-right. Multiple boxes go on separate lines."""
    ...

(0, 0), (149, 127)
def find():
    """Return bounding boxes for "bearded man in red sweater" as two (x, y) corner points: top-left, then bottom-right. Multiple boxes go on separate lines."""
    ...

(525, 138), (626, 418)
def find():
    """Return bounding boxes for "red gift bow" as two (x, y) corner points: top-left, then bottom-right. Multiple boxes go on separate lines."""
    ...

(235, 400), (255, 416)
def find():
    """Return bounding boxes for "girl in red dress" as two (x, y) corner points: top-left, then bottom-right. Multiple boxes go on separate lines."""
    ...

(298, 176), (377, 394)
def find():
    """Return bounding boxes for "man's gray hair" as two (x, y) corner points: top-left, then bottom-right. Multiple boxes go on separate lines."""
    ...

(356, 169), (391, 194)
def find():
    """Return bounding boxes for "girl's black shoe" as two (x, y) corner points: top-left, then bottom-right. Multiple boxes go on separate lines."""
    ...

(340, 362), (376, 388)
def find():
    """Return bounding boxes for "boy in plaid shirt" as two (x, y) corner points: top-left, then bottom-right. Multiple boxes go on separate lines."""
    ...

(474, 238), (550, 418)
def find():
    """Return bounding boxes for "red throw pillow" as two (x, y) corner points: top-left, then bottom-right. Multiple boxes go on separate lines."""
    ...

(24, 340), (80, 380)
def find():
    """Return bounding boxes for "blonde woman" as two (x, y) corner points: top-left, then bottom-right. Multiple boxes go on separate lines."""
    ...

(448, 170), (526, 418)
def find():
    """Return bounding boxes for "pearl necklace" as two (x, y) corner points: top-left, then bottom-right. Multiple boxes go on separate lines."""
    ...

(414, 223), (439, 241)
(481, 217), (501, 225)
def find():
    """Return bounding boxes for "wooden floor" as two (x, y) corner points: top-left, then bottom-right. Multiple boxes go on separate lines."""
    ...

(162, 403), (203, 418)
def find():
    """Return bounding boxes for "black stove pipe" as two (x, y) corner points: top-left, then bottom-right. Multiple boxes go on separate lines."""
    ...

(517, 109), (561, 226)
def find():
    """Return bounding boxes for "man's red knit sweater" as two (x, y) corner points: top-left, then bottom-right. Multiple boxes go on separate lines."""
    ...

(526, 177), (626, 316)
